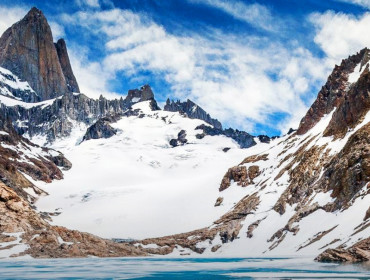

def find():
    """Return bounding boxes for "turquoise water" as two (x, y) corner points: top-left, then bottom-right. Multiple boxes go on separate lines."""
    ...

(0, 257), (369, 279)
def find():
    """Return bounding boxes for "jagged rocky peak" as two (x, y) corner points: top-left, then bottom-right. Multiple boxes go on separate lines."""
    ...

(125, 84), (160, 110)
(164, 98), (222, 129)
(0, 7), (79, 101)
(54, 39), (80, 93)
(126, 84), (154, 102)
(297, 47), (370, 135)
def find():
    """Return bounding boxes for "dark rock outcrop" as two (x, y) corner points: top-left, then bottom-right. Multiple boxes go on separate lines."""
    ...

(0, 7), (78, 101)
(169, 130), (187, 147)
(297, 48), (369, 135)
(124, 85), (160, 110)
(195, 124), (258, 149)
(164, 98), (222, 129)
(0, 116), (70, 202)
(324, 65), (370, 138)
(0, 84), (159, 143)
(220, 165), (260, 192)
(321, 122), (370, 211)
(0, 67), (37, 101)
(54, 39), (80, 93)
(82, 114), (120, 141)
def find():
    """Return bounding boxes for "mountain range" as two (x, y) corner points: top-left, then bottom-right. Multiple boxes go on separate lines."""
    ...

(0, 7), (368, 262)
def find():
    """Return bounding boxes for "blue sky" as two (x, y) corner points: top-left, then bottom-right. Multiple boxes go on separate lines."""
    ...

(0, 0), (369, 136)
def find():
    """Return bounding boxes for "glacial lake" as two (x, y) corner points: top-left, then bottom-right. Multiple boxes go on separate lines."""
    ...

(0, 257), (369, 279)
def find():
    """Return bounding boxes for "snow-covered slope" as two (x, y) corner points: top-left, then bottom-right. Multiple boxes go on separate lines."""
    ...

(131, 49), (370, 258)
(34, 101), (269, 239)
(202, 110), (369, 257)
(0, 7), (368, 260)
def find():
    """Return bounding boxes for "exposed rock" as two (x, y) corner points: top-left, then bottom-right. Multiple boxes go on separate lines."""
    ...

(0, 67), (37, 101)
(0, 181), (148, 258)
(315, 237), (370, 262)
(297, 48), (369, 135)
(257, 135), (272, 143)
(165, 98), (222, 129)
(240, 154), (269, 165)
(320, 123), (370, 211)
(215, 193), (260, 224)
(0, 116), (69, 200)
(297, 226), (338, 251)
(82, 114), (120, 141)
(47, 153), (72, 171)
(195, 124), (257, 149)
(365, 207), (370, 221)
(54, 39), (80, 93)
(246, 218), (265, 238)
(324, 65), (370, 138)
(220, 165), (260, 191)
(0, 86), (156, 143)
(124, 85), (160, 110)
(220, 166), (247, 191)
(0, 7), (76, 101)
(169, 130), (188, 147)
(211, 244), (221, 252)
(287, 128), (296, 135)
(214, 197), (223, 207)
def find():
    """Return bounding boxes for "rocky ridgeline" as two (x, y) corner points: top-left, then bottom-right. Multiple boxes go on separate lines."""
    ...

(297, 48), (370, 135)
(0, 84), (158, 143)
(0, 116), (71, 202)
(0, 7), (263, 147)
(164, 99), (272, 149)
(195, 124), (272, 149)
(164, 98), (222, 129)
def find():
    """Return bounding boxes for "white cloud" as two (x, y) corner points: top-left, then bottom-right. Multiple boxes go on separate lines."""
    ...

(49, 21), (65, 39)
(336, 0), (370, 9)
(75, 0), (101, 8)
(68, 46), (121, 100)
(188, 0), (276, 31)
(0, 6), (28, 36)
(309, 11), (370, 62)
(61, 8), (331, 134)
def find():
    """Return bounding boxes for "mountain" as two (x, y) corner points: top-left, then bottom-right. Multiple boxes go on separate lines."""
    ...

(164, 98), (222, 129)
(0, 8), (368, 261)
(0, 7), (79, 101)
(134, 48), (369, 259)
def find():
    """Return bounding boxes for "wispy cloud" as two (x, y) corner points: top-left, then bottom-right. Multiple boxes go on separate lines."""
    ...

(0, 5), (28, 36)
(75, 0), (100, 8)
(49, 21), (65, 39)
(309, 11), (370, 62)
(60, 8), (331, 134)
(336, 0), (370, 9)
(68, 44), (121, 100)
(188, 0), (277, 32)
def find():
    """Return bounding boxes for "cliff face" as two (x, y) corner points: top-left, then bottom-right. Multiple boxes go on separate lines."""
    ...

(54, 39), (80, 93)
(297, 48), (369, 135)
(0, 7), (79, 101)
